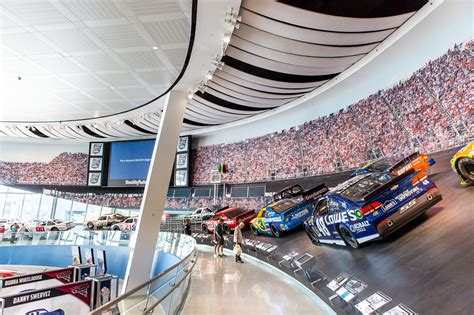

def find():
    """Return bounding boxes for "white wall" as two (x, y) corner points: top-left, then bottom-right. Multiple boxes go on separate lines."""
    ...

(192, 0), (473, 147)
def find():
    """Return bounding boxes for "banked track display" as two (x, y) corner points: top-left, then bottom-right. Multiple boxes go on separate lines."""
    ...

(191, 156), (474, 314)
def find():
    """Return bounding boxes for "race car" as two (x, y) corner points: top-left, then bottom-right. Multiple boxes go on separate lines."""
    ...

(451, 141), (474, 186)
(111, 216), (137, 231)
(250, 184), (329, 237)
(304, 169), (442, 249)
(184, 205), (225, 223)
(201, 207), (257, 234)
(86, 213), (128, 230)
(27, 219), (74, 232)
(351, 152), (435, 178)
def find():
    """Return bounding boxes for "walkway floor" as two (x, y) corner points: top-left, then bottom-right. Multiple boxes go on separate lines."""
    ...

(181, 247), (334, 315)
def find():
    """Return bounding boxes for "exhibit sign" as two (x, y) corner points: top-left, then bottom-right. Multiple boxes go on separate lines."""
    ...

(356, 291), (392, 314)
(335, 278), (367, 302)
(327, 272), (350, 291)
(383, 304), (417, 315)
(0, 280), (92, 315)
(0, 268), (74, 296)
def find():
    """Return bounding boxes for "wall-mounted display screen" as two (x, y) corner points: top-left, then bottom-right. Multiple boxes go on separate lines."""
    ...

(108, 140), (155, 187)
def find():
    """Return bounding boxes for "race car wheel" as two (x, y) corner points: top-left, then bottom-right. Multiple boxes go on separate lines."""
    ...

(87, 222), (95, 230)
(112, 225), (121, 231)
(250, 224), (259, 236)
(457, 157), (474, 185)
(223, 225), (231, 235)
(270, 224), (281, 238)
(339, 225), (360, 249)
(201, 225), (209, 234)
(305, 225), (319, 245)
(50, 227), (59, 232)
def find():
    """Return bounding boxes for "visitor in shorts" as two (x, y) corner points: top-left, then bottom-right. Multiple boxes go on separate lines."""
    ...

(233, 221), (244, 263)
(215, 218), (225, 257)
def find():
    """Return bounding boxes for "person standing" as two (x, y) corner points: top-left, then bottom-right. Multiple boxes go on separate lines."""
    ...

(215, 218), (225, 257)
(10, 223), (18, 244)
(233, 221), (244, 263)
(184, 219), (192, 236)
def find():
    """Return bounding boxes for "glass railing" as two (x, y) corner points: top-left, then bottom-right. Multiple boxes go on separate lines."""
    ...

(90, 235), (197, 315)
(0, 229), (197, 314)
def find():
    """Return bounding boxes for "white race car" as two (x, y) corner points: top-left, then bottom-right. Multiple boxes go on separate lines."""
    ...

(184, 206), (226, 223)
(86, 213), (128, 230)
(111, 217), (137, 232)
(27, 219), (74, 232)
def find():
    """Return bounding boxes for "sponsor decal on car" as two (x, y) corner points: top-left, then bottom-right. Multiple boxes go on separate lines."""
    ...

(290, 208), (309, 220)
(350, 221), (370, 233)
(315, 209), (361, 237)
(400, 199), (416, 214)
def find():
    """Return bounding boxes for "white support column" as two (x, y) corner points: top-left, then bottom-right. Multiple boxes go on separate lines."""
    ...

(123, 91), (187, 292)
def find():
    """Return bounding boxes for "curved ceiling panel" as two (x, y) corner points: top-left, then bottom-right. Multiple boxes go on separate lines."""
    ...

(244, 0), (417, 32)
(234, 24), (379, 57)
(185, 0), (427, 129)
(239, 8), (393, 46)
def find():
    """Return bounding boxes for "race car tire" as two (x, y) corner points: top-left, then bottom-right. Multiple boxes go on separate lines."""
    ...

(304, 225), (319, 245)
(50, 227), (59, 232)
(223, 225), (231, 235)
(250, 224), (259, 236)
(457, 157), (474, 185)
(112, 225), (121, 231)
(86, 222), (95, 230)
(202, 225), (209, 234)
(270, 224), (281, 238)
(339, 225), (360, 249)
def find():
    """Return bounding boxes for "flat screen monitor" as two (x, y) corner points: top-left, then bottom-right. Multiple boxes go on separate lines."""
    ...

(108, 140), (154, 187)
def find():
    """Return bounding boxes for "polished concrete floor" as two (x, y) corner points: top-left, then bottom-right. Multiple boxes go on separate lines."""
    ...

(181, 247), (334, 315)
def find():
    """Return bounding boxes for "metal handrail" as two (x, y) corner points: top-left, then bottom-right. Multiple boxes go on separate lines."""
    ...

(90, 245), (196, 315)
(143, 253), (198, 313)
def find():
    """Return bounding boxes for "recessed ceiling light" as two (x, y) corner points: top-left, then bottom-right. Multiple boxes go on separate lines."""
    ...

(206, 72), (213, 80)
(187, 91), (194, 99)
(223, 34), (231, 43)
(152, 46), (158, 50)
(110, 86), (114, 90)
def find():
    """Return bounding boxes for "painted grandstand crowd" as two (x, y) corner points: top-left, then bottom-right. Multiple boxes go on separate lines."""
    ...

(45, 190), (269, 211)
(0, 153), (88, 186)
(191, 41), (473, 185)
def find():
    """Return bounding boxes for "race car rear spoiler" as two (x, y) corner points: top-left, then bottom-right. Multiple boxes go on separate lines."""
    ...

(302, 183), (329, 201)
(387, 152), (419, 173)
(363, 168), (416, 201)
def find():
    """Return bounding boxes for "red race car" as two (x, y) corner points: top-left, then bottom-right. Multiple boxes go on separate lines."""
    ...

(202, 207), (257, 234)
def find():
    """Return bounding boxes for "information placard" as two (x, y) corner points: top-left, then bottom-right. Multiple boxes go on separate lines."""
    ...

(327, 272), (350, 291)
(383, 304), (417, 315)
(356, 291), (392, 314)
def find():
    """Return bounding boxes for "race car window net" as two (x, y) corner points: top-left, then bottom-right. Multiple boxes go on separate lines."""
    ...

(339, 173), (394, 201)
(271, 199), (298, 214)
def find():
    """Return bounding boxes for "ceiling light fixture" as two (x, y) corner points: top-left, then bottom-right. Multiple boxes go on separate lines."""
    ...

(152, 46), (158, 50)
(206, 71), (213, 80)
(187, 91), (194, 99)
(211, 56), (225, 70)
(223, 34), (231, 43)
(109, 86), (115, 90)
(197, 81), (207, 93)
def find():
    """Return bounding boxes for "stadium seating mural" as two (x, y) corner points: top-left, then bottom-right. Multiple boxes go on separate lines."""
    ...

(0, 41), (472, 212)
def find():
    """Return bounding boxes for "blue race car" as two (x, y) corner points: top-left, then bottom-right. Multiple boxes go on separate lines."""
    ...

(304, 169), (442, 249)
(250, 184), (328, 237)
